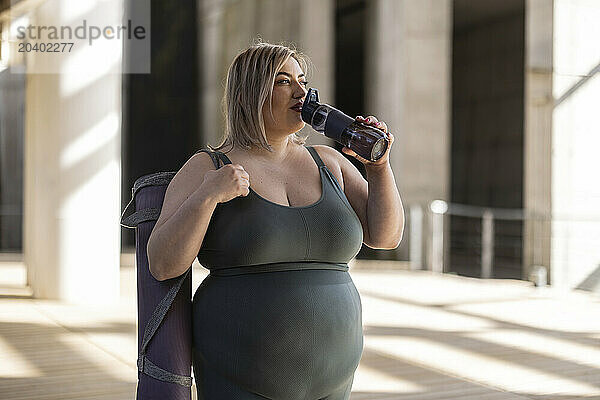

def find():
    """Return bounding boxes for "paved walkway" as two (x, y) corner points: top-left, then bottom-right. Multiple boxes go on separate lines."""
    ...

(1, 255), (599, 400)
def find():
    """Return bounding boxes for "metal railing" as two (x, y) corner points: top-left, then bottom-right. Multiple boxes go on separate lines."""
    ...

(433, 201), (524, 278)
(409, 199), (600, 284)
(409, 200), (530, 280)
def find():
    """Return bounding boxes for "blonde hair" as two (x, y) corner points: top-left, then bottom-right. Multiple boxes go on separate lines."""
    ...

(208, 40), (312, 153)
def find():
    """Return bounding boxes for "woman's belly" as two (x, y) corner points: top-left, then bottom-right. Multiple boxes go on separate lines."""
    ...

(192, 268), (364, 399)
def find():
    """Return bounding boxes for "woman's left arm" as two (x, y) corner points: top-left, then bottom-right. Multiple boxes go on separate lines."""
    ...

(317, 115), (405, 249)
(362, 160), (404, 249)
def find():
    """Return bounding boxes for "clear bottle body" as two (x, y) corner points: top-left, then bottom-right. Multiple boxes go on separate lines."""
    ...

(341, 122), (388, 161)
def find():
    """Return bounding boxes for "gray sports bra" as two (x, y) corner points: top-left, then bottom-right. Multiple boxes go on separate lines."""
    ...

(196, 146), (364, 272)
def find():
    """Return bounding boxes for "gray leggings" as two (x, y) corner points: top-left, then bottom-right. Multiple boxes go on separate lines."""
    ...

(193, 353), (354, 400)
(192, 269), (363, 400)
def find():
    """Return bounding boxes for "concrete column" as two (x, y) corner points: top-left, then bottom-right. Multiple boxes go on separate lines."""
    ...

(364, 0), (452, 267)
(197, 0), (335, 148)
(23, 0), (122, 304)
(551, 0), (600, 290)
(523, 0), (553, 282)
(198, 0), (227, 148)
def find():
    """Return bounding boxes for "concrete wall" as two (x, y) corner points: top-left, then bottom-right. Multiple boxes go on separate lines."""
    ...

(551, 0), (600, 289)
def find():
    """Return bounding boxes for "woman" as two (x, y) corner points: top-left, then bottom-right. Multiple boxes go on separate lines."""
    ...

(147, 42), (404, 400)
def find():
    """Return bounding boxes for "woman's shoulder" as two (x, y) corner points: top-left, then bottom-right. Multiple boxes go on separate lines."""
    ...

(189, 149), (222, 170)
(151, 150), (218, 233)
(171, 150), (220, 193)
(308, 144), (342, 168)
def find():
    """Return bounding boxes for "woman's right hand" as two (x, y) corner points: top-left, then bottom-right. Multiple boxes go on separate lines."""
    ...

(200, 164), (250, 204)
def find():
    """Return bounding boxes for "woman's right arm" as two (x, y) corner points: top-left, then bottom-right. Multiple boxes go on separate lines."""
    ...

(146, 152), (249, 281)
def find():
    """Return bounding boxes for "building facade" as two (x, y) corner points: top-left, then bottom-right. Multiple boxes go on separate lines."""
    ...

(0, 0), (598, 301)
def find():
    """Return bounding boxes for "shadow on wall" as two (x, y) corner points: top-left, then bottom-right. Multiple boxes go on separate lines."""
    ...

(576, 264), (600, 293)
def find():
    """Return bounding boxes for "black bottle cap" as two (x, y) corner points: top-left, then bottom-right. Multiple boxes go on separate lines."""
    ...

(301, 88), (320, 124)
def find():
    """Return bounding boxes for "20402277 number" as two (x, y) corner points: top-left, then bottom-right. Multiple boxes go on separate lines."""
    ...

(18, 42), (74, 52)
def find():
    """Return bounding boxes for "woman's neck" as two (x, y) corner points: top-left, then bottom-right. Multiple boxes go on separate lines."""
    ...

(240, 136), (295, 163)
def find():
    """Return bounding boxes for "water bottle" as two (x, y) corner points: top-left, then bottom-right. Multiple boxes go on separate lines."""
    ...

(301, 88), (389, 162)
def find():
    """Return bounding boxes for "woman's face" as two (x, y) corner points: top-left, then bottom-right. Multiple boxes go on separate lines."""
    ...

(262, 57), (308, 137)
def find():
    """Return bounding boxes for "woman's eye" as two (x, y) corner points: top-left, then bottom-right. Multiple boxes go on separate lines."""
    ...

(277, 79), (308, 86)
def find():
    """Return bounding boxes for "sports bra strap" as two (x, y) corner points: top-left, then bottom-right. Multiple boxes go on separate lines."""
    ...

(213, 151), (232, 165)
(306, 146), (325, 168)
(195, 149), (221, 169)
(194, 149), (231, 168)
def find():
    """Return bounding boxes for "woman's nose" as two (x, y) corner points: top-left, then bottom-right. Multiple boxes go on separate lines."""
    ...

(294, 82), (307, 98)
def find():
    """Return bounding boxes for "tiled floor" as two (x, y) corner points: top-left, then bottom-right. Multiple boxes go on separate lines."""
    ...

(1, 255), (599, 400)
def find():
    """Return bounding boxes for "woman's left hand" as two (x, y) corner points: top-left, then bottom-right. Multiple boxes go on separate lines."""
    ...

(341, 115), (394, 168)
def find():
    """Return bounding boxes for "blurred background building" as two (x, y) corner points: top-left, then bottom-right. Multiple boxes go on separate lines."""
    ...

(0, 0), (598, 303)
